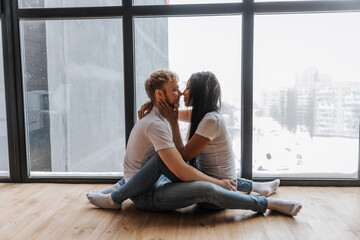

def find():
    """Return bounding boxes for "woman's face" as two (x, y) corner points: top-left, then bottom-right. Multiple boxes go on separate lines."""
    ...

(183, 79), (192, 107)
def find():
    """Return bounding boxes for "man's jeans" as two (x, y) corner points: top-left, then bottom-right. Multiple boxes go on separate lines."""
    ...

(114, 154), (267, 213)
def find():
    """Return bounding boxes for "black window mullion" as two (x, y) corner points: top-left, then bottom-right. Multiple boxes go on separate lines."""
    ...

(16, 7), (125, 19)
(254, 0), (360, 14)
(10, 0), (28, 182)
(2, 0), (22, 182)
(123, 0), (135, 144)
(132, 3), (243, 17)
(241, 0), (254, 180)
(0, 14), (15, 182)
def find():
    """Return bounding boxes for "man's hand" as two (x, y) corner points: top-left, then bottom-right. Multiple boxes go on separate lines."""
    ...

(138, 101), (153, 120)
(219, 179), (237, 192)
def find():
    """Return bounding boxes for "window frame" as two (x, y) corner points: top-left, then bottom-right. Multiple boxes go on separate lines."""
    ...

(1, 0), (359, 185)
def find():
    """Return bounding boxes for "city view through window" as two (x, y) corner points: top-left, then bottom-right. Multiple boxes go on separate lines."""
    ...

(14, 0), (359, 179)
(253, 13), (360, 178)
(21, 18), (126, 176)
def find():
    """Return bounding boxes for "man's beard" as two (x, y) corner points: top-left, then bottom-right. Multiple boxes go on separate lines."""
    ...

(164, 94), (179, 108)
(164, 98), (175, 108)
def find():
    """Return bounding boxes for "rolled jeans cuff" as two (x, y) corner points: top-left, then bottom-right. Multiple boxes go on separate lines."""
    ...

(257, 196), (268, 213)
(237, 178), (253, 194)
(117, 178), (125, 186)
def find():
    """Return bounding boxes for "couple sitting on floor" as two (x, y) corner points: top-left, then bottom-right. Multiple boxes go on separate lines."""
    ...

(87, 69), (302, 217)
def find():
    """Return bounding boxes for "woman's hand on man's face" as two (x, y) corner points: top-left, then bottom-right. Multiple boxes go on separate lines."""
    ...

(158, 99), (179, 125)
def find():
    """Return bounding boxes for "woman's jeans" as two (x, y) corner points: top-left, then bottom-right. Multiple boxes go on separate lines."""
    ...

(112, 153), (267, 213)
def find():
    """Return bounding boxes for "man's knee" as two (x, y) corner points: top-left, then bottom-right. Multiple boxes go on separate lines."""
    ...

(153, 154), (180, 182)
(193, 181), (219, 194)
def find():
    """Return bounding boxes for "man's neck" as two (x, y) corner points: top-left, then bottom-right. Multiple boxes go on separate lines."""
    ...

(153, 102), (161, 109)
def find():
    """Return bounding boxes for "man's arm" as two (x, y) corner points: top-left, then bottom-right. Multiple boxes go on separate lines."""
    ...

(157, 147), (236, 191)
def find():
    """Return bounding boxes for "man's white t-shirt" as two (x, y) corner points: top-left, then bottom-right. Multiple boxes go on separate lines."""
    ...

(195, 111), (236, 180)
(123, 107), (175, 182)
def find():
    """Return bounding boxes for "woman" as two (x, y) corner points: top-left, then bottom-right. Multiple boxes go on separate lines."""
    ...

(157, 71), (279, 195)
(88, 71), (302, 216)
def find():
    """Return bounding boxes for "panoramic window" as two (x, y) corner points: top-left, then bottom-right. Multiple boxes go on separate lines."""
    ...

(20, 19), (126, 177)
(1, 0), (359, 183)
(18, 0), (121, 8)
(0, 22), (10, 178)
(134, 15), (242, 172)
(253, 12), (360, 178)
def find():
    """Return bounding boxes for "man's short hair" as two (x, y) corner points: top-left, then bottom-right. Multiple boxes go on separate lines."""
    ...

(145, 69), (178, 103)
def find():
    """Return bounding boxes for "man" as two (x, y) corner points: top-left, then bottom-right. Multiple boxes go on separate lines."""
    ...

(87, 69), (236, 209)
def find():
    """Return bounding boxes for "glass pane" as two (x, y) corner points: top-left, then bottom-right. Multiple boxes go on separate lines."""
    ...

(134, 0), (241, 6)
(135, 16), (242, 173)
(253, 13), (360, 179)
(19, 0), (121, 8)
(0, 22), (10, 178)
(20, 19), (125, 176)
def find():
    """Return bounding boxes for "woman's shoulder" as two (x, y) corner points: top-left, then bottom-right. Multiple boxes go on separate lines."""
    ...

(203, 111), (222, 121)
(199, 112), (224, 128)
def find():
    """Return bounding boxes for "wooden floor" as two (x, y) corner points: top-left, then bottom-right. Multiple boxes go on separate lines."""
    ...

(0, 183), (359, 240)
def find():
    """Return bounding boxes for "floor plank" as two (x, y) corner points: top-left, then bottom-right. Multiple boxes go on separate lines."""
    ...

(0, 183), (359, 240)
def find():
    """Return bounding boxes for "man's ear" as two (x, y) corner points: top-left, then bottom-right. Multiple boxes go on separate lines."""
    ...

(155, 89), (165, 100)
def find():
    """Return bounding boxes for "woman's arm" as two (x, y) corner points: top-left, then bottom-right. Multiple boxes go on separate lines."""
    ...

(158, 100), (211, 162)
(181, 133), (211, 161)
(138, 101), (153, 120)
(178, 109), (192, 122)
(137, 101), (192, 122)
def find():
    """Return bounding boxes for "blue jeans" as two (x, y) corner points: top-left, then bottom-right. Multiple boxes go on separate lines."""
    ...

(113, 154), (267, 213)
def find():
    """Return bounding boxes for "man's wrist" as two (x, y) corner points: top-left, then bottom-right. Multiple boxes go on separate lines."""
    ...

(215, 179), (223, 187)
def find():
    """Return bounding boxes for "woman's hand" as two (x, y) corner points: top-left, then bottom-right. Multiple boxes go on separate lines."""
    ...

(138, 101), (153, 120)
(158, 100), (179, 126)
(219, 179), (237, 192)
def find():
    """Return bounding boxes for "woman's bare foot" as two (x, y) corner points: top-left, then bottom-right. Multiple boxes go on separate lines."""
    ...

(267, 197), (302, 216)
(252, 179), (280, 197)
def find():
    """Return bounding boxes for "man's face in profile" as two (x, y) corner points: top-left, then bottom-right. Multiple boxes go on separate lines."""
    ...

(162, 79), (181, 107)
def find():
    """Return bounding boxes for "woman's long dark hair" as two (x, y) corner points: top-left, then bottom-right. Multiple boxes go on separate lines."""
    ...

(188, 71), (221, 166)
(188, 71), (222, 143)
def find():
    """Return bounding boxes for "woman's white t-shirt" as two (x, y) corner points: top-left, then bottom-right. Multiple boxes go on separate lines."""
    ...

(194, 111), (236, 180)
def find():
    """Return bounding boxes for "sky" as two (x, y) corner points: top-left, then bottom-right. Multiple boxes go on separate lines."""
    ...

(167, 0), (360, 98)
(168, 15), (242, 105)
